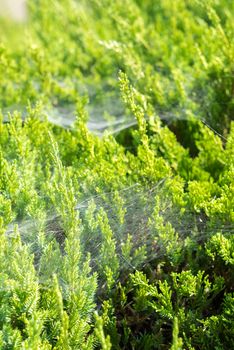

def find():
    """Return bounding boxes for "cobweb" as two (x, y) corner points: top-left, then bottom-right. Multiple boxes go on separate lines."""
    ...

(2, 74), (232, 294)
(2, 80), (229, 141)
(5, 180), (233, 293)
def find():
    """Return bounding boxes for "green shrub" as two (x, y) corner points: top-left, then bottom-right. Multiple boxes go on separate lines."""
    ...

(0, 0), (233, 349)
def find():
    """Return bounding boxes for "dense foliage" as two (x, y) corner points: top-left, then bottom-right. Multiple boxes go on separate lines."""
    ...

(0, 1), (233, 349)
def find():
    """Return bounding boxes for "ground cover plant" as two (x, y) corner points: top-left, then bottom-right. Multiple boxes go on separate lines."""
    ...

(0, 0), (234, 349)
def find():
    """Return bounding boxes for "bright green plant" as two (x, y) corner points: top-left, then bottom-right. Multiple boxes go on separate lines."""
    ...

(0, 0), (234, 349)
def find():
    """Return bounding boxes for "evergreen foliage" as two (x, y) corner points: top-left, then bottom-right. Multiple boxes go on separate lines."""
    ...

(0, 0), (233, 349)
